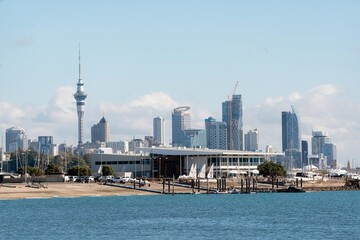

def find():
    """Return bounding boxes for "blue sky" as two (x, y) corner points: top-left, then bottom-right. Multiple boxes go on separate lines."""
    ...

(0, 1), (359, 166)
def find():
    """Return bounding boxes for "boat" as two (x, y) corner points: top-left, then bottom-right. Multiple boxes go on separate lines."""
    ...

(276, 185), (305, 193)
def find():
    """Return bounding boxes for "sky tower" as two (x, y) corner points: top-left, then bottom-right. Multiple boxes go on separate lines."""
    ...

(74, 45), (87, 146)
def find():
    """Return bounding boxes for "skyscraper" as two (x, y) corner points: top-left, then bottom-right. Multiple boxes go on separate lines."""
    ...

(281, 106), (301, 168)
(244, 129), (259, 151)
(91, 117), (110, 143)
(74, 46), (87, 146)
(38, 136), (54, 155)
(171, 106), (190, 147)
(153, 117), (165, 146)
(205, 117), (227, 150)
(5, 127), (27, 152)
(222, 94), (243, 150)
(311, 131), (331, 156)
(323, 143), (337, 168)
(311, 131), (336, 168)
(301, 140), (309, 167)
(281, 107), (300, 152)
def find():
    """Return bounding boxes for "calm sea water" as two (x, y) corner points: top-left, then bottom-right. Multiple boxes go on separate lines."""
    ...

(0, 191), (359, 239)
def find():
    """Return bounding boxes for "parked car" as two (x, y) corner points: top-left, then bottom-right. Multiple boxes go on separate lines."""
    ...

(84, 176), (95, 183)
(109, 177), (122, 183)
(68, 176), (78, 182)
(120, 176), (132, 183)
(98, 175), (114, 182)
(75, 176), (84, 183)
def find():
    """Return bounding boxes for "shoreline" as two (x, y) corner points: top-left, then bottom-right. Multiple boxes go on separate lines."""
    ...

(0, 179), (355, 200)
(0, 182), (158, 200)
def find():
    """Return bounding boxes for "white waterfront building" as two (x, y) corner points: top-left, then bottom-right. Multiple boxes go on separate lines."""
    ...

(89, 147), (283, 178)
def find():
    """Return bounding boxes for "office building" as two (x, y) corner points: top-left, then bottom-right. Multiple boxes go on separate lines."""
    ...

(171, 106), (190, 147)
(183, 129), (207, 148)
(91, 117), (110, 143)
(323, 143), (337, 168)
(301, 140), (309, 167)
(222, 94), (243, 150)
(311, 131), (331, 156)
(205, 117), (227, 150)
(5, 127), (27, 152)
(244, 129), (259, 151)
(153, 117), (165, 146)
(281, 107), (301, 168)
(38, 136), (57, 157)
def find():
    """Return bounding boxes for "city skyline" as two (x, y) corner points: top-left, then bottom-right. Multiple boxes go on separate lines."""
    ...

(1, 1), (359, 166)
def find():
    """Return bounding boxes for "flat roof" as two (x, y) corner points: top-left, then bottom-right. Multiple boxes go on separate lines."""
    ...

(137, 147), (284, 157)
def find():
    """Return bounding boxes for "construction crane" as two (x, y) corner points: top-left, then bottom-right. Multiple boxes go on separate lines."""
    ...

(228, 81), (239, 150)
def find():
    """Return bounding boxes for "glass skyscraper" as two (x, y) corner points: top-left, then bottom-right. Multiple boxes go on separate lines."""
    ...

(5, 127), (27, 152)
(222, 94), (243, 150)
(281, 107), (301, 168)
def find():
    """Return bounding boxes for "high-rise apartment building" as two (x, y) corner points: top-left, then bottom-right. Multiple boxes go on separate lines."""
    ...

(323, 143), (337, 168)
(301, 140), (309, 166)
(222, 94), (243, 150)
(282, 108), (300, 152)
(5, 127), (27, 152)
(281, 107), (301, 168)
(205, 117), (227, 150)
(91, 117), (110, 143)
(172, 106), (190, 147)
(244, 129), (259, 151)
(153, 117), (165, 146)
(38, 136), (57, 156)
(311, 131), (336, 168)
(311, 131), (331, 156)
(74, 47), (87, 146)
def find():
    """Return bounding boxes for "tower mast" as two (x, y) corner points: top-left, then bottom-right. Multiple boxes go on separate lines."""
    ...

(74, 43), (88, 147)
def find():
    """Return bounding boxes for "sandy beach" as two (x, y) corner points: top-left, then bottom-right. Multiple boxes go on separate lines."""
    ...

(0, 179), (350, 200)
(0, 182), (160, 200)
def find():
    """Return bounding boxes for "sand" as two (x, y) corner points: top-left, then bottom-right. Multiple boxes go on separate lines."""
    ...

(0, 179), (349, 200)
(0, 182), (158, 200)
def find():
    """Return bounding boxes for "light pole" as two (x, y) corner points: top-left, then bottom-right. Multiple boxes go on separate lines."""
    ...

(100, 150), (103, 177)
(64, 141), (67, 173)
(25, 148), (28, 183)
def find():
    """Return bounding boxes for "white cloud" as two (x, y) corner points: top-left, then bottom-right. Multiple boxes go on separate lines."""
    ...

(96, 92), (179, 142)
(0, 86), (77, 144)
(244, 84), (360, 165)
(1, 84), (358, 166)
(288, 92), (302, 102)
(264, 96), (284, 106)
(310, 84), (338, 96)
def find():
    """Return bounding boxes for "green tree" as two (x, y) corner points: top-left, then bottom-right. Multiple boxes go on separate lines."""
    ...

(258, 161), (287, 183)
(102, 165), (115, 176)
(45, 163), (63, 174)
(29, 166), (44, 176)
(68, 157), (87, 169)
(67, 165), (92, 176)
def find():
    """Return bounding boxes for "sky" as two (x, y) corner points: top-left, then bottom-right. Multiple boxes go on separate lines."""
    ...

(0, 1), (359, 167)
